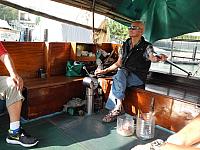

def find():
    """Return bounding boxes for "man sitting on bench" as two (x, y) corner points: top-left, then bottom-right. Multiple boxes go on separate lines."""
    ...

(95, 21), (167, 123)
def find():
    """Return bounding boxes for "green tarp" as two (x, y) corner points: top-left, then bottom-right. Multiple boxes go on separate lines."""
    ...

(110, 0), (200, 42)
(2, 0), (200, 42)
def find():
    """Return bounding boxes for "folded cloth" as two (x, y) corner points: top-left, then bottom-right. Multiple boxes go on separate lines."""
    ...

(131, 139), (164, 150)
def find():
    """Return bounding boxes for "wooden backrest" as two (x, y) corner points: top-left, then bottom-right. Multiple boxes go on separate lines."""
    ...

(100, 43), (121, 54)
(48, 42), (71, 76)
(124, 88), (199, 132)
(0, 42), (47, 79)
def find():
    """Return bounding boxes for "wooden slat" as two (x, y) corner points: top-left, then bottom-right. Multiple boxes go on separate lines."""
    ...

(24, 76), (83, 89)
(0, 42), (46, 79)
(22, 79), (84, 119)
(48, 42), (71, 76)
(125, 88), (199, 132)
(170, 100), (199, 131)
(98, 78), (112, 101)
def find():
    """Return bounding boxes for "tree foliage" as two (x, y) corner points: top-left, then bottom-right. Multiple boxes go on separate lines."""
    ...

(0, 4), (18, 21)
(108, 19), (129, 43)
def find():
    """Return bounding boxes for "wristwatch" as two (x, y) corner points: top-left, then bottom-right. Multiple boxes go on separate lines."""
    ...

(150, 139), (165, 150)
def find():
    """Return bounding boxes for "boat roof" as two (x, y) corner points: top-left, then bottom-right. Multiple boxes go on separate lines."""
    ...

(1, 0), (200, 42)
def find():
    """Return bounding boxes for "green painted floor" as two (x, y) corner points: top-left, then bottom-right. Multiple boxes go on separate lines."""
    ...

(0, 110), (172, 150)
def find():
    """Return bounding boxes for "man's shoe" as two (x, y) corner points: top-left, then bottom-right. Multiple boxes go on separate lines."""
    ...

(6, 128), (39, 147)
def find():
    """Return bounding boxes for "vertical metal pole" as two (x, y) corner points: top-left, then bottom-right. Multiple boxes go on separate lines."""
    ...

(192, 43), (197, 61)
(86, 88), (94, 115)
(170, 40), (174, 74)
(92, 0), (96, 43)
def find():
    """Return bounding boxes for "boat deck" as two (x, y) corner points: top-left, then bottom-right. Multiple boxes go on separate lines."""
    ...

(0, 110), (172, 150)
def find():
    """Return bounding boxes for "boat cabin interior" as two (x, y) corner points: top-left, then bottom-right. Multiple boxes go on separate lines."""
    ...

(0, 0), (200, 149)
(0, 41), (199, 150)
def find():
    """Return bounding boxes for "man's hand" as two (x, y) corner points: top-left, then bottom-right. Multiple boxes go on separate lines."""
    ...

(94, 68), (107, 76)
(11, 74), (23, 91)
(159, 54), (168, 61)
(155, 54), (168, 62)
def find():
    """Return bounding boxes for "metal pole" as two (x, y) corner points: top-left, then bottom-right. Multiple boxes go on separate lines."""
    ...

(165, 60), (192, 76)
(92, 0), (96, 43)
(170, 40), (174, 74)
(86, 88), (94, 115)
(154, 49), (192, 76)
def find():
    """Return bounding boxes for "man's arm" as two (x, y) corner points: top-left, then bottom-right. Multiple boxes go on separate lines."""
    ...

(95, 56), (122, 75)
(145, 45), (167, 62)
(166, 114), (200, 146)
(0, 53), (23, 90)
(161, 143), (200, 150)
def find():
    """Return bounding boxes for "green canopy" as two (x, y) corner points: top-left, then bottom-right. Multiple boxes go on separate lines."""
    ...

(52, 0), (200, 42)
(114, 0), (200, 42)
(2, 0), (200, 42)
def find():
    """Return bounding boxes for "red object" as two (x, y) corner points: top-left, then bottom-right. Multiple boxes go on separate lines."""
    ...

(0, 42), (8, 56)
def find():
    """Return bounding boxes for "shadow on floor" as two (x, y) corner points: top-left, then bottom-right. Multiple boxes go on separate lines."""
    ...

(0, 110), (172, 150)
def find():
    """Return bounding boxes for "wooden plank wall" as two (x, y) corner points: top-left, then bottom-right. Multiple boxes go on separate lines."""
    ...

(125, 88), (199, 132)
(100, 43), (120, 57)
(0, 42), (47, 79)
(48, 42), (71, 76)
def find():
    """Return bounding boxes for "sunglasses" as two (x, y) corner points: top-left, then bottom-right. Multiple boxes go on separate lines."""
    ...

(128, 26), (141, 30)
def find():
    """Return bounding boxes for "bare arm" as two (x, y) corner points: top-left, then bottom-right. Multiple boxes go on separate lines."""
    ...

(167, 114), (200, 146)
(161, 143), (200, 150)
(95, 57), (122, 75)
(0, 53), (23, 90)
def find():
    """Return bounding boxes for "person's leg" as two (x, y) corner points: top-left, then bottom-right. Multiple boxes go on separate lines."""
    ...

(105, 68), (128, 110)
(7, 101), (22, 132)
(1, 76), (23, 132)
(126, 72), (144, 88)
(102, 69), (128, 123)
(0, 76), (38, 147)
(8, 101), (21, 121)
(102, 71), (144, 123)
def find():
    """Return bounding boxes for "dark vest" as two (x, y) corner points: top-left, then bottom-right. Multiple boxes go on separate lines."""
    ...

(121, 37), (151, 82)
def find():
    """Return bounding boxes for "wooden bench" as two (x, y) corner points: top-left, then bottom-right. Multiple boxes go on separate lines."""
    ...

(98, 73), (200, 132)
(0, 42), (84, 119)
(24, 42), (85, 119)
